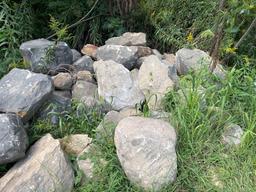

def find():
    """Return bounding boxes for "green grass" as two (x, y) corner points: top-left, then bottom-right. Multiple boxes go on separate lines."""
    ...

(73, 66), (256, 192)
(1, 66), (256, 191)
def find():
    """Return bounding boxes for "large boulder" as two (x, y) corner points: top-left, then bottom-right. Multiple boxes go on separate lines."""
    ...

(0, 114), (28, 164)
(175, 48), (211, 75)
(105, 32), (146, 46)
(20, 39), (73, 73)
(0, 134), (74, 192)
(73, 56), (94, 72)
(93, 60), (145, 110)
(138, 55), (177, 109)
(115, 116), (177, 191)
(96, 45), (138, 70)
(0, 68), (53, 121)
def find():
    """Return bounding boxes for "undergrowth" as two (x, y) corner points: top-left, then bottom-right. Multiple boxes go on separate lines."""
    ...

(1, 66), (256, 191)
(74, 66), (255, 191)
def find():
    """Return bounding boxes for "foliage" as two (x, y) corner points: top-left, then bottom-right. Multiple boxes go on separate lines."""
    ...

(28, 102), (104, 144)
(0, 0), (32, 77)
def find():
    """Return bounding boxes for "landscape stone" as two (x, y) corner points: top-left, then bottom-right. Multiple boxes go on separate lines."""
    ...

(0, 114), (28, 164)
(72, 80), (98, 107)
(105, 32), (146, 46)
(53, 72), (73, 90)
(0, 68), (53, 121)
(76, 70), (95, 83)
(38, 91), (71, 125)
(96, 45), (138, 70)
(60, 134), (92, 156)
(222, 124), (244, 146)
(20, 39), (73, 73)
(71, 49), (81, 63)
(0, 134), (74, 192)
(115, 116), (177, 191)
(93, 60), (145, 110)
(175, 48), (211, 75)
(138, 55), (176, 109)
(81, 44), (98, 59)
(73, 55), (94, 72)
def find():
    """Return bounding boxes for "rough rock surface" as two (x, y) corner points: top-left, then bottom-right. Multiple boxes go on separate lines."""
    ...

(115, 116), (177, 191)
(222, 124), (244, 146)
(0, 134), (74, 192)
(81, 44), (98, 59)
(138, 55), (176, 109)
(96, 45), (138, 70)
(0, 68), (53, 121)
(105, 32), (146, 46)
(20, 39), (73, 73)
(72, 80), (98, 107)
(73, 55), (94, 72)
(164, 53), (176, 65)
(60, 134), (92, 156)
(0, 114), (28, 164)
(53, 73), (73, 90)
(175, 48), (211, 75)
(93, 60), (144, 110)
(38, 91), (71, 125)
(76, 70), (95, 83)
(71, 49), (81, 63)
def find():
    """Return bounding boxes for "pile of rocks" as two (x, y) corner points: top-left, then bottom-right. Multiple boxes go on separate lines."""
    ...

(0, 32), (239, 192)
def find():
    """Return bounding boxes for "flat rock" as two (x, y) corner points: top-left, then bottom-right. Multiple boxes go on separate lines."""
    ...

(115, 116), (177, 191)
(175, 48), (211, 75)
(0, 68), (53, 121)
(20, 39), (72, 73)
(96, 45), (138, 70)
(0, 114), (28, 164)
(0, 134), (74, 192)
(93, 60), (145, 110)
(105, 32), (146, 46)
(138, 55), (176, 109)
(53, 73), (73, 90)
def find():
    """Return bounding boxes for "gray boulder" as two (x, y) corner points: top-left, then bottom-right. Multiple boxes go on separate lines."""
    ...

(0, 114), (28, 164)
(96, 45), (138, 70)
(38, 91), (71, 125)
(115, 116), (177, 191)
(73, 56), (94, 73)
(93, 60), (145, 110)
(71, 49), (81, 63)
(20, 39), (73, 73)
(175, 48), (211, 75)
(105, 32), (146, 46)
(0, 134), (74, 192)
(0, 68), (53, 122)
